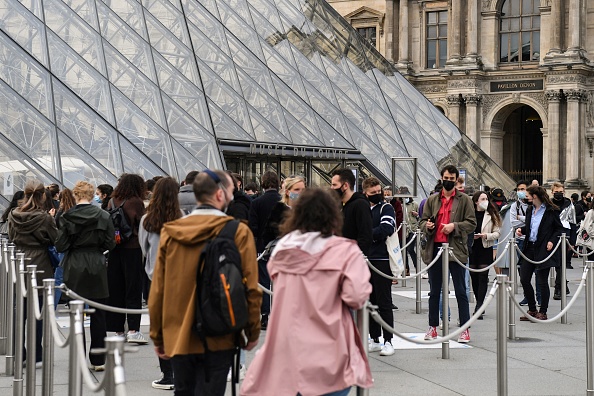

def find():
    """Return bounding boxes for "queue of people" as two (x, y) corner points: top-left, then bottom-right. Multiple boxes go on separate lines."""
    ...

(1, 166), (590, 396)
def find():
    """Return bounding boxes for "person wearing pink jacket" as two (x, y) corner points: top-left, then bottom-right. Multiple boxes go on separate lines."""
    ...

(241, 188), (373, 396)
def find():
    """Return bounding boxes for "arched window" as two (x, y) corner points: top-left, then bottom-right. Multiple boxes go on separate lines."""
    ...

(499, 0), (540, 63)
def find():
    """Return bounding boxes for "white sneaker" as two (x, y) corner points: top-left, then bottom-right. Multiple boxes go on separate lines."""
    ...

(379, 341), (395, 356)
(90, 364), (105, 372)
(226, 364), (246, 382)
(368, 340), (382, 352)
(126, 331), (148, 345)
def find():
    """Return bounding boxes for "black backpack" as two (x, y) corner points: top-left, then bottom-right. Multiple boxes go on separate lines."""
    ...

(108, 199), (133, 245)
(194, 220), (248, 338)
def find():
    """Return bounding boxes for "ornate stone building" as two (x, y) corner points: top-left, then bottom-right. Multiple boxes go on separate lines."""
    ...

(328, 0), (594, 190)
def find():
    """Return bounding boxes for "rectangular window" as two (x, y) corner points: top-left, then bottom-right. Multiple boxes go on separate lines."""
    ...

(426, 11), (447, 69)
(356, 27), (376, 48)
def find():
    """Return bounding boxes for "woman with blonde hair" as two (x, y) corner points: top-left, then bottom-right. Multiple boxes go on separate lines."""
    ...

(8, 180), (58, 367)
(55, 181), (116, 370)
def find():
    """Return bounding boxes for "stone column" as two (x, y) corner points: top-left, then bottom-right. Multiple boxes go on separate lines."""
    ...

(545, 90), (562, 182)
(566, 89), (583, 183)
(447, 1), (461, 62)
(397, 0), (409, 64)
(464, 94), (482, 145)
(465, 0), (478, 60)
(446, 95), (462, 128)
(568, 0), (581, 52)
(546, 0), (563, 56)
(385, 0), (395, 62)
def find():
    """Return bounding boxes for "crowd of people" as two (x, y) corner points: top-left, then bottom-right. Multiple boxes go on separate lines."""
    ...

(1, 167), (591, 395)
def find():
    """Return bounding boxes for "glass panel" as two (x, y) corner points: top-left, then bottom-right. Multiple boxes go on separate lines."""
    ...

(143, 0), (189, 45)
(60, 0), (98, 31)
(533, 15), (540, 28)
(47, 32), (114, 123)
(522, 31), (531, 61)
(427, 26), (437, 38)
(57, 129), (118, 187)
(99, 0), (147, 39)
(532, 31), (540, 60)
(104, 45), (165, 128)
(171, 138), (213, 182)
(500, 33), (509, 61)
(427, 12), (436, 24)
(53, 81), (123, 175)
(112, 89), (174, 174)
(511, 0), (520, 15)
(118, 135), (166, 178)
(17, 0), (41, 19)
(510, 33), (519, 62)
(439, 39), (447, 67)
(439, 25), (447, 37)
(522, 0), (531, 14)
(97, 1), (156, 82)
(216, 0), (264, 59)
(510, 17), (520, 31)
(0, 0), (47, 65)
(533, 0), (540, 13)
(0, 32), (52, 120)
(183, 0), (230, 55)
(0, 80), (58, 177)
(207, 99), (255, 140)
(521, 16), (531, 29)
(427, 40), (436, 68)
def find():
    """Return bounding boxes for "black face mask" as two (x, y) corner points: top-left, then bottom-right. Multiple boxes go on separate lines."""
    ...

(367, 193), (383, 205)
(442, 180), (455, 191)
(553, 192), (564, 201)
(587, 197), (593, 203)
(333, 185), (345, 198)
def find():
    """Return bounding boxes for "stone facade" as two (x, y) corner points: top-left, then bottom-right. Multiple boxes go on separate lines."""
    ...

(327, 0), (594, 191)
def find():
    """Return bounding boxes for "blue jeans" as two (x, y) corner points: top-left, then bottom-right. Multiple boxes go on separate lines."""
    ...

(54, 266), (63, 310)
(428, 245), (470, 327)
(438, 265), (470, 321)
(298, 388), (351, 396)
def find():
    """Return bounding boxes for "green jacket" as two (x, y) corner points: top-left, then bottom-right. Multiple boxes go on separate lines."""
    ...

(55, 204), (115, 299)
(419, 191), (476, 264)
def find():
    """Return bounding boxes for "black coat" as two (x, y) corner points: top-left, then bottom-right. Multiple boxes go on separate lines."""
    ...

(520, 204), (564, 269)
(227, 190), (251, 221)
(342, 192), (373, 256)
(248, 189), (281, 252)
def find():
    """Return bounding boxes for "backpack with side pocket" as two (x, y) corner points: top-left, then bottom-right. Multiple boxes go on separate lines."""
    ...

(108, 199), (133, 245)
(194, 220), (248, 339)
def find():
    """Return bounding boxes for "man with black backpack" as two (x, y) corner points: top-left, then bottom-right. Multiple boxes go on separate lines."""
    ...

(149, 169), (262, 395)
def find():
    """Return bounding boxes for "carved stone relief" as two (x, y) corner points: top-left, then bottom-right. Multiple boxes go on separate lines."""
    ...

(481, 94), (507, 118)
(587, 92), (594, 129)
(547, 74), (587, 84)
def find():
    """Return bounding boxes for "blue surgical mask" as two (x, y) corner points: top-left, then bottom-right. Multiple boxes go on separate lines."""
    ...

(517, 191), (526, 200)
(289, 191), (300, 201)
(93, 195), (102, 204)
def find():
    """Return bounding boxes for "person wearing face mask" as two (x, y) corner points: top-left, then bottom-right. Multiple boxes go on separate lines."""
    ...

(575, 190), (592, 225)
(149, 170), (261, 394)
(515, 186), (564, 321)
(419, 165), (476, 343)
(470, 192), (501, 318)
(330, 169), (373, 256)
(95, 184), (114, 211)
(551, 182), (576, 299)
(362, 177), (396, 357)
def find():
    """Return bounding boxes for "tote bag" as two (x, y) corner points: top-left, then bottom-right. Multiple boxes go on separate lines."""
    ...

(576, 209), (594, 250)
(386, 226), (404, 278)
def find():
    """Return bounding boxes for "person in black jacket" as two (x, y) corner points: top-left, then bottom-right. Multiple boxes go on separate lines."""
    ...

(363, 177), (395, 357)
(331, 169), (372, 256)
(248, 171), (281, 329)
(575, 190), (591, 225)
(516, 186), (564, 321)
(226, 173), (251, 221)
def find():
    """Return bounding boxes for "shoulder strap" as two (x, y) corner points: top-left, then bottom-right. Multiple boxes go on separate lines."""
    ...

(219, 220), (240, 241)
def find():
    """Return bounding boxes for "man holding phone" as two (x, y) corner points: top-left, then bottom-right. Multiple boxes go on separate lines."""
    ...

(419, 165), (476, 343)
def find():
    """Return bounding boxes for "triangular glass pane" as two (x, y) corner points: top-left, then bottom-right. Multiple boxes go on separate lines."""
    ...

(118, 135), (166, 178)
(0, 0), (47, 65)
(0, 135), (57, 192)
(247, 106), (290, 143)
(170, 138), (211, 182)
(207, 99), (255, 141)
(314, 114), (353, 149)
(61, 0), (98, 30)
(143, 0), (189, 46)
(99, 0), (147, 40)
(16, 0), (42, 19)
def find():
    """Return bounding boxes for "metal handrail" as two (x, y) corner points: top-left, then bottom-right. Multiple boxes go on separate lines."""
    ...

(258, 283), (273, 296)
(449, 242), (510, 272)
(567, 242), (593, 257)
(62, 286), (149, 314)
(365, 247), (444, 281)
(514, 238), (562, 264)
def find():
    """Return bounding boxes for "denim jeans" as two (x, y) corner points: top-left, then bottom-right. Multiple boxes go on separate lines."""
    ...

(54, 266), (63, 310)
(298, 388), (351, 396)
(170, 350), (235, 396)
(438, 265), (470, 321)
(428, 245), (470, 327)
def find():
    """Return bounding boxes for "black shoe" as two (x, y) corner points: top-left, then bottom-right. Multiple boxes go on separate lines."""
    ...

(261, 314), (268, 330)
(566, 286), (570, 295)
(553, 292), (561, 300)
(392, 304), (399, 311)
(567, 264), (574, 269)
(519, 298), (528, 306)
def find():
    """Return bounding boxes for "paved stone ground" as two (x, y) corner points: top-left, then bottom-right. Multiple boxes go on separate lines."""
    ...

(0, 264), (590, 395)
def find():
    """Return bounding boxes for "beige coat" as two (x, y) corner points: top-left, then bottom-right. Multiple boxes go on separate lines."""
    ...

(476, 211), (501, 248)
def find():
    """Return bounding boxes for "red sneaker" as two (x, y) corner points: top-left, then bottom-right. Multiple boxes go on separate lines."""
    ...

(457, 329), (470, 343)
(424, 326), (438, 340)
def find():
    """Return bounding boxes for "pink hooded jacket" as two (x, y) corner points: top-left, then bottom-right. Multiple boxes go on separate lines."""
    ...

(241, 231), (373, 396)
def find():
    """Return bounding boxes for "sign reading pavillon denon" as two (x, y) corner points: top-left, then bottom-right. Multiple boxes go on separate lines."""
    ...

(490, 79), (544, 93)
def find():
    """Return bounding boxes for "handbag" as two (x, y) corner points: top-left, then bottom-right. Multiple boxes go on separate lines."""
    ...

(386, 227), (404, 278)
(47, 246), (64, 269)
(577, 210), (594, 250)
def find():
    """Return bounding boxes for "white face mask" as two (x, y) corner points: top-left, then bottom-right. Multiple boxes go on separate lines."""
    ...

(478, 201), (489, 211)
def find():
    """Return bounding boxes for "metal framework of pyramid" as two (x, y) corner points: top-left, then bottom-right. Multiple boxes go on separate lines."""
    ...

(0, 0), (514, 207)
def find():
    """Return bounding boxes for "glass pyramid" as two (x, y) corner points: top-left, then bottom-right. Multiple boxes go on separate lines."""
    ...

(0, 0), (514, 208)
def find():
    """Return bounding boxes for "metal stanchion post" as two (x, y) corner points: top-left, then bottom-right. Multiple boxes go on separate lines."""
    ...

(5, 243), (15, 376)
(103, 336), (126, 395)
(561, 234), (568, 324)
(401, 221), (408, 287)
(356, 302), (369, 396)
(549, 267), (555, 287)
(269, 281), (273, 310)
(441, 243), (450, 360)
(415, 229), (422, 314)
(41, 279), (54, 396)
(13, 253), (25, 396)
(0, 237), (7, 355)
(586, 261), (594, 395)
(68, 301), (84, 396)
(496, 274), (508, 396)
(508, 238), (517, 340)
(25, 265), (38, 396)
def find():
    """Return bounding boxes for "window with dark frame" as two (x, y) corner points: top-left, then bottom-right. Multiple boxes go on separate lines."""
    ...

(499, 0), (541, 63)
(356, 26), (377, 48)
(426, 10), (447, 69)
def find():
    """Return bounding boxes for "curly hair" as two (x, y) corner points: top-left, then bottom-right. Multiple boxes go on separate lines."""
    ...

(143, 177), (182, 233)
(280, 188), (343, 238)
(113, 174), (145, 200)
(59, 188), (77, 212)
